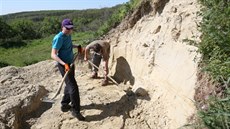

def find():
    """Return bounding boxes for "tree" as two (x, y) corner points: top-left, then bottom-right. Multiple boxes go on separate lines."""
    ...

(11, 19), (38, 40)
(0, 18), (15, 40)
(40, 17), (60, 37)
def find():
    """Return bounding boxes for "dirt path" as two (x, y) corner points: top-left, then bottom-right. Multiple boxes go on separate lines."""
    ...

(0, 58), (194, 129)
(25, 61), (169, 129)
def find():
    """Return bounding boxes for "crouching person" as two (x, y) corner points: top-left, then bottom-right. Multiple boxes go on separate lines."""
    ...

(84, 39), (110, 86)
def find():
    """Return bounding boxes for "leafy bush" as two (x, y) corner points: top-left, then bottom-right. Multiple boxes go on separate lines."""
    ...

(11, 19), (39, 40)
(0, 18), (15, 40)
(40, 17), (61, 36)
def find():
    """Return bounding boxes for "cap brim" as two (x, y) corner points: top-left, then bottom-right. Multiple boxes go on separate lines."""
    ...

(65, 25), (74, 29)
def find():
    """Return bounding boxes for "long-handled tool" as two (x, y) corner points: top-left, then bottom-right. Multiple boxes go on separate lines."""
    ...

(41, 53), (79, 103)
(88, 60), (119, 85)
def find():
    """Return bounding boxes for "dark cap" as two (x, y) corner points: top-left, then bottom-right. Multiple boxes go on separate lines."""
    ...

(62, 19), (74, 29)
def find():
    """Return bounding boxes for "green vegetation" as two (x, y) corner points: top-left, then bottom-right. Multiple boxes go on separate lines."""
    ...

(0, 1), (139, 68)
(96, 0), (141, 36)
(198, 0), (230, 128)
(0, 7), (120, 41)
(0, 32), (94, 67)
(0, 7), (119, 67)
(0, 37), (52, 67)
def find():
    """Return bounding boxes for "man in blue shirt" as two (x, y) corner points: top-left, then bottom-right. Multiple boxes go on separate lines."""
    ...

(51, 19), (85, 121)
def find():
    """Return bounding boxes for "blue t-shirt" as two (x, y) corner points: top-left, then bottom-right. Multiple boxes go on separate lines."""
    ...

(52, 32), (74, 64)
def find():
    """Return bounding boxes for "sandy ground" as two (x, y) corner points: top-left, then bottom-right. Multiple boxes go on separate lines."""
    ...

(25, 61), (170, 129)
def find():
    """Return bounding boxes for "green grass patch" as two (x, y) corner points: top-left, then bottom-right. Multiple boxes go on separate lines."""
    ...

(0, 31), (95, 67)
(72, 31), (95, 46)
(197, 0), (230, 128)
(0, 36), (52, 67)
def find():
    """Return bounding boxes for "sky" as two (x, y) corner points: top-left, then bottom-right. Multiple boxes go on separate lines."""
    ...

(0, 0), (130, 15)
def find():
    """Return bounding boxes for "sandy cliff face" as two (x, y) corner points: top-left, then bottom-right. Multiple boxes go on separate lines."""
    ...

(108, 0), (201, 127)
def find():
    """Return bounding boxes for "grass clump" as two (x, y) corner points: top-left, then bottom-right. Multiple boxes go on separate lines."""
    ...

(197, 0), (230, 128)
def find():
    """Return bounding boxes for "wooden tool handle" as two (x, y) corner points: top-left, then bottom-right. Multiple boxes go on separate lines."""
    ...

(50, 53), (79, 100)
(88, 60), (119, 85)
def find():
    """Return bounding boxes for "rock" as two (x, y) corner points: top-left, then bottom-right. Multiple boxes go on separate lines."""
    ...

(132, 87), (148, 96)
(0, 62), (52, 129)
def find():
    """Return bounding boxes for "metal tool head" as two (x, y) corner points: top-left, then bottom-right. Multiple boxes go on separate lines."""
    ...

(40, 97), (55, 103)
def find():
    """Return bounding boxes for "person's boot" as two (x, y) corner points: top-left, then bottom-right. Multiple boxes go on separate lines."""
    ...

(61, 104), (72, 112)
(101, 77), (108, 86)
(91, 72), (98, 79)
(71, 111), (85, 121)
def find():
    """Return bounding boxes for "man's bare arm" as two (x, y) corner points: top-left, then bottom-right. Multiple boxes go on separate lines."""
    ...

(51, 48), (65, 65)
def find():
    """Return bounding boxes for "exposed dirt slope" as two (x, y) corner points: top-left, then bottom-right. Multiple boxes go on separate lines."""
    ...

(107, 0), (201, 128)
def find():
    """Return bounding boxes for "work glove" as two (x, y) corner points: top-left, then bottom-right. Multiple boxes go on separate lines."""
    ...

(64, 63), (70, 72)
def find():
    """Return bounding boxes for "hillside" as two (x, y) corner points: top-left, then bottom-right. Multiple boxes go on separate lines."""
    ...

(1, 6), (122, 35)
(0, 0), (205, 129)
(0, 6), (121, 67)
(1, 7), (119, 26)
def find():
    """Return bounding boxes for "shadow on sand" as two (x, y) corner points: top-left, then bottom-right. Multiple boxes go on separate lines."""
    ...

(82, 91), (150, 128)
(112, 57), (135, 85)
(22, 102), (53, 129)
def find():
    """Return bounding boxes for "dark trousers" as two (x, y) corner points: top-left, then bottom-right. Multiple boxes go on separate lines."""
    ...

(57, 63), (80, 113)
(92, 53), (102, 73)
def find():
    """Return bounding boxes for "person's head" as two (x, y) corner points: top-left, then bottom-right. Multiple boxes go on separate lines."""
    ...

(61, 19), (74, 34)
(94, 43), (102, 53)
